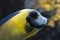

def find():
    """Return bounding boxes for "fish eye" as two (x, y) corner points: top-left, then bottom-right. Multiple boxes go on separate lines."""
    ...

(29, 11), (38, 19)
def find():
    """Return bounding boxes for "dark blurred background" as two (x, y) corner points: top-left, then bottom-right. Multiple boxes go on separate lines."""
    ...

(0, 0), (24, 20)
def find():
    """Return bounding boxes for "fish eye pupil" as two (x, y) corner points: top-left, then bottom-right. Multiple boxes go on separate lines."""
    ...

(29, 11), (38, 19)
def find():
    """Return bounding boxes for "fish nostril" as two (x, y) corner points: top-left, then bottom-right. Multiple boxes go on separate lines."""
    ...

(29, 11), (38, 19)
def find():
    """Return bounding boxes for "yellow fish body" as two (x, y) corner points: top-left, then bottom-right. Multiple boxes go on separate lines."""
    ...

(0, 9), (37, 40)
(0, 9), (47, 40)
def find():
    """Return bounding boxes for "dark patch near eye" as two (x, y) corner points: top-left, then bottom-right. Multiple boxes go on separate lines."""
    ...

(25, 24), (34, 33)
(29, 11), (38, 19)
(26, 17), (43, 28)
